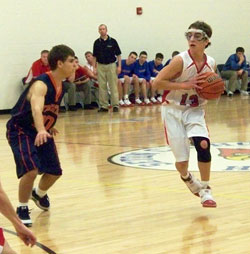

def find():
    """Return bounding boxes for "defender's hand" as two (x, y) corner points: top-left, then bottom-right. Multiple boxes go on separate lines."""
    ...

(34, 130), (52, 146)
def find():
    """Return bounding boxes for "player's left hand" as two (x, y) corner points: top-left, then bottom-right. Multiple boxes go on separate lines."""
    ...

(183, 74), (206, 90)
(194, 73), (210, 88)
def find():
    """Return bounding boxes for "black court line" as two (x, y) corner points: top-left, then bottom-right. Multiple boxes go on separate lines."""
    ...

(3, 228), (56, 254)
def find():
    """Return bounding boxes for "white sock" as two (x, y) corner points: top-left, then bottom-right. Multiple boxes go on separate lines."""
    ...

(18, 202), (28, 207)
(36, 187), (47, 198)
(201, 181), (209, 188)
(124, 94), (128, 100)
(181, 172), (190, 179)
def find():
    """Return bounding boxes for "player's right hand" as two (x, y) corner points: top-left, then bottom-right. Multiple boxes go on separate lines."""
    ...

(34, 130), (52, 146)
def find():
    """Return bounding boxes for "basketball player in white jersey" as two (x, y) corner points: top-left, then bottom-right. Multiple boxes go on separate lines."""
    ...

(154, 21), (217, 207)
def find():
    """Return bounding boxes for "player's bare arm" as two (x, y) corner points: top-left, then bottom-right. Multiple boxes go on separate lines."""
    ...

(154, 56), (204, 90)
(0, 181), (36, 246)
(27, 81), (52, 146)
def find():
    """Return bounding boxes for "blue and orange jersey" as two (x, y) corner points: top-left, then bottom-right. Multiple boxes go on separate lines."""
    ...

(8, 72), (64, 133)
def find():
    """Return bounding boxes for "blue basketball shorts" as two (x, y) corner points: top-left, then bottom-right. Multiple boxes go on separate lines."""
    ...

(7, 123), (62, 179)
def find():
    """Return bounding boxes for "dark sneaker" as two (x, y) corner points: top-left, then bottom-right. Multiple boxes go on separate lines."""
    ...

(59, 106), (66, 113)
(31, 189), (50, 211)
(16, 206), (32, 227)
(68, 105), (78, 111)
(83, 104), (95, 110)
(76, 103), (83, 109)
(113, 107), (119, 112)
(98, 107), (109, 112)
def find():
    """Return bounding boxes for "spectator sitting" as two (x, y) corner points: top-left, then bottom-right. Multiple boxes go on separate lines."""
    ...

(23, 50), (50, 85)
(69, 57), (95, 110)
(62, 79), (77, 111)
(164, 51), (180, 66)
(133, 51), (152, 105)
(221, 47), (249, 97)
(148, 53), (164, 103)
(84, 51), (99, 107)
(118, 51), (137, 106)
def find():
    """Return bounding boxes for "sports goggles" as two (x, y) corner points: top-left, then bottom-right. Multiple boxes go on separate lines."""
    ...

(185, 29), (209, 41)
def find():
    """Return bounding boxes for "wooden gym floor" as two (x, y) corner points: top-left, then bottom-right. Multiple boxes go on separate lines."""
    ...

(0, 94), (250, 254)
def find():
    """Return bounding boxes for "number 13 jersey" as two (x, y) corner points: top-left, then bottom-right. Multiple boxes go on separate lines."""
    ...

(162, 50), (216, 107)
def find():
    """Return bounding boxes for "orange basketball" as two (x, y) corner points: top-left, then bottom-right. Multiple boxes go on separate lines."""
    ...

(196, 72), (225, 100)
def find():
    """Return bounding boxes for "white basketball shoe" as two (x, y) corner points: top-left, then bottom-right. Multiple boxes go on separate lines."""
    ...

(199, 186), (217, 208)
(181, 173), (203, 197)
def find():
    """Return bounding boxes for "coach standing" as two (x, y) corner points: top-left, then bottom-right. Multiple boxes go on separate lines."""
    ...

(93, 24), (121, 112)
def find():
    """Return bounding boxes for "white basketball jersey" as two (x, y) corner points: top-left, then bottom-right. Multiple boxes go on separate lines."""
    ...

(163, 50), (216, 107)
(86, 63), (94, 72)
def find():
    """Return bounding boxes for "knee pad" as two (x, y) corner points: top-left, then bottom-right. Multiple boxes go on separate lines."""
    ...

(192, 137), (211, 162)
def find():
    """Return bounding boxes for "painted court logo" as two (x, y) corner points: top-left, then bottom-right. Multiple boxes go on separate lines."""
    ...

(109, 142), (250, 172)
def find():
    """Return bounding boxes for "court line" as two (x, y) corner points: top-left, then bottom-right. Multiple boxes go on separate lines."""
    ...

(3, 228), (56, 254)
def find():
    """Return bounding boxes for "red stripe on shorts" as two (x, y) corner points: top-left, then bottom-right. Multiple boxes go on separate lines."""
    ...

(18, 130), (29, 171)
(25, 136), (36, 169)
(0, 228), (5, 247)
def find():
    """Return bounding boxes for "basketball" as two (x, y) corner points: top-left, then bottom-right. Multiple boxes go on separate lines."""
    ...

(196, 72), (225, 100)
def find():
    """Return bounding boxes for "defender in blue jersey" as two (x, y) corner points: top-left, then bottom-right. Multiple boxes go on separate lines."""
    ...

(6, 45), (76, 226)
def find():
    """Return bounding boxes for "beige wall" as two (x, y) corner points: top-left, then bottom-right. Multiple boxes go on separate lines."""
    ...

(0, 0), (249, 109)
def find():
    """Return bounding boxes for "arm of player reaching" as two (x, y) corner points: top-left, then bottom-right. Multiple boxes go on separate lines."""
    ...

(153, 56), (204, 91)
(0, 180), (36, 246)
(29, 81), (52, 146)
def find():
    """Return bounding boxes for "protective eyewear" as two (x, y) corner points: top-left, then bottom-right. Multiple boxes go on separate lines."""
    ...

(185, 29), (209, 41)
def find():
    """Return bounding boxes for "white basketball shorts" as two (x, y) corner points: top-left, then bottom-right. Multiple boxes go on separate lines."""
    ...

(119, 77), (133, 84)
(161, 104), (209, 162)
